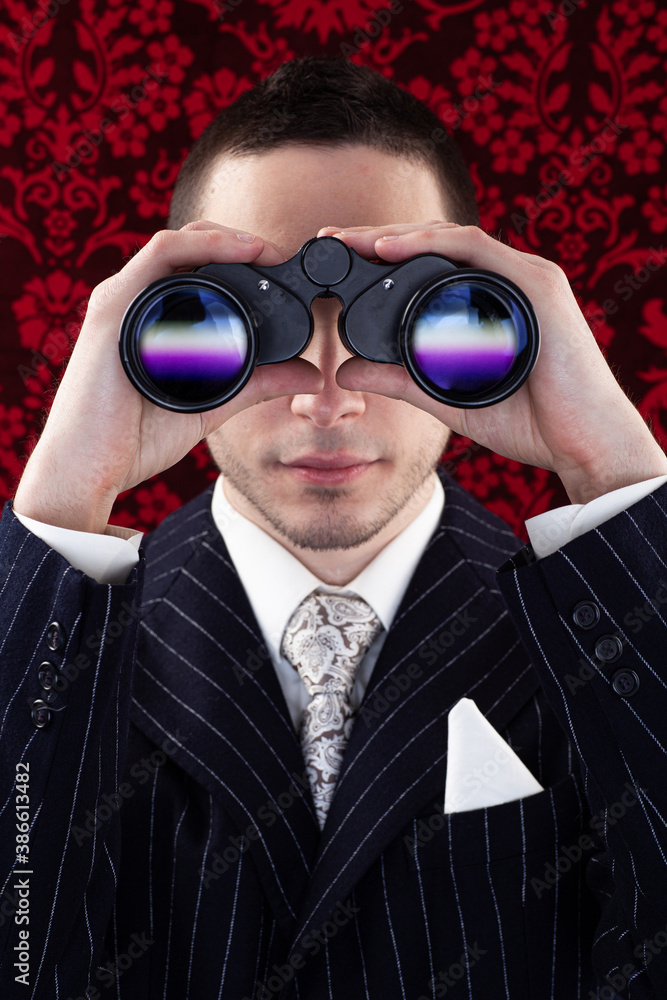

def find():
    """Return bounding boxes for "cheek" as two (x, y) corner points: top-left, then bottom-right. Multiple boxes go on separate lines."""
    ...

(208, 399), (287, 457)
(375, 398), (450, 451)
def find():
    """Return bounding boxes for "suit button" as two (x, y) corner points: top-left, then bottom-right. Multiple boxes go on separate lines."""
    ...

(30, 699), (51, 728)
(38, 662), (59, 691)
(47, 622), (65, 651)
(612, 669), (640, 697)
(595, 635), (623, 663)
(572, 601), (600, 629)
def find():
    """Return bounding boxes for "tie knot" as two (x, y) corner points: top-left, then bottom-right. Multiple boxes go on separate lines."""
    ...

(281, 590), (383, 696)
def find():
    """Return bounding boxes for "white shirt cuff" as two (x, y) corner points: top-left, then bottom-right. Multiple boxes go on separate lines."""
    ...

(14, 511), (143, 585)
(526, 475), (667, 559)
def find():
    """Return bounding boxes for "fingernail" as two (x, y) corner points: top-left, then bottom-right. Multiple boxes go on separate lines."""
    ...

(382, 235), (400, 241)
(337, 230), (358, 236)
(236, 232), (256, 242)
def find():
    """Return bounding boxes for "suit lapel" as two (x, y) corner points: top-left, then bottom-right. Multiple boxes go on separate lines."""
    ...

(129, 490), (319, 941)
(290, 473), (541, 950)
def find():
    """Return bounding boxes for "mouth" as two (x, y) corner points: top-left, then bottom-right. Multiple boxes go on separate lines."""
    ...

(280, 454), (378, 485)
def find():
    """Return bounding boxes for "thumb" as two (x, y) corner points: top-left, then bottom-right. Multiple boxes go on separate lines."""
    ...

(200, 357), (324, 434)
(336, 356), (414, 398)
(248, 357), (324, 402)
(336, 356), (463, 429)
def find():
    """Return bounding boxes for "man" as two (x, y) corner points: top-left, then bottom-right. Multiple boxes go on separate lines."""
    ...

(1, 56), (667, 999)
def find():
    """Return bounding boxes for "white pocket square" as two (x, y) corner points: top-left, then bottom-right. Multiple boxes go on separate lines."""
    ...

(444, 697), (544, 814)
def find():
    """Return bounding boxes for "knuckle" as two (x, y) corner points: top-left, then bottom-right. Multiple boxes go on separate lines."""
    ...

(144, 228), (175, 256)
(540, 258), (567, 287)
(180, 219), (226, 233)
(412, 228), (436, 241)
(87, 275), (117, 311)
(199, 227), (230, 251)
(462, 223), (485, 241)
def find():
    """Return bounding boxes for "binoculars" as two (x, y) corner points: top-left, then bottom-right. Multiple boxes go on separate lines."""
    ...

(119, 235), (539, 413)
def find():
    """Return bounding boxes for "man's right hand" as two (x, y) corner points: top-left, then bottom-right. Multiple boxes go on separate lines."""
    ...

(13, 222), (323, 534)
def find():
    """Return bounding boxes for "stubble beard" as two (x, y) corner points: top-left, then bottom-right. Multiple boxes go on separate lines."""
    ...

(212, 441), (448, 552)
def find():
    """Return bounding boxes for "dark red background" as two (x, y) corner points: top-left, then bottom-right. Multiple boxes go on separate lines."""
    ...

(1, 0), (666, 538)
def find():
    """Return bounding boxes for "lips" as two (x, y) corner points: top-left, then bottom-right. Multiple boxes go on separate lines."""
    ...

(283, 454), (371, 469)
(280, 454), (377, 484)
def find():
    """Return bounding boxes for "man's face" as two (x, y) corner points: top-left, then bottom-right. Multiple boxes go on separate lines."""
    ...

(203, 145), (452, 555)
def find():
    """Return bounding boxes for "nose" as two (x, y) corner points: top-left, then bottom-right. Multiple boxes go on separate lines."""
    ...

(290, 296), (366, 426)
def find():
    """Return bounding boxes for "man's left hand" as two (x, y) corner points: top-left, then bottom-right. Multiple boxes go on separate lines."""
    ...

(319, 222), (667, 504)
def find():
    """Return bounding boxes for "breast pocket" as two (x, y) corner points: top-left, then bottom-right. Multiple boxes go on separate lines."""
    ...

(407, 772), (583, 867)
(403, 774), (596, 996)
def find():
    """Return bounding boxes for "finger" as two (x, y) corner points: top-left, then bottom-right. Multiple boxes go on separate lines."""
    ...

(373, 224), (554, 277)
(91, 227), (280, 319)
(335, 357), (467, 432)
(180, 219), (285, 266)
(320, 223), (556, 287)
(200, 358), (324, 432)
(320, 222), (460, 259)
(179, 219), (237, 231)
(249, 358), (324, 402)
(317, 221), (450, 237)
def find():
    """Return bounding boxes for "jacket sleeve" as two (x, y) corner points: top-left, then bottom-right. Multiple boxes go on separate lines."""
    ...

(497, 481), (667, 998)
(0, 503), (143, 998)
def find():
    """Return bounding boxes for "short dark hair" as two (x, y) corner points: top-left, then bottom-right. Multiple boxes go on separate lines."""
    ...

(168, 56), (479, 229)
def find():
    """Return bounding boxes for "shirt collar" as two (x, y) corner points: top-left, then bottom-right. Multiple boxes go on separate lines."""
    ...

(210, 473), (444, 663)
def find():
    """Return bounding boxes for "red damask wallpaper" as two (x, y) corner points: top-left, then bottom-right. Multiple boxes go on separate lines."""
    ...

(0, 0), (665, 537)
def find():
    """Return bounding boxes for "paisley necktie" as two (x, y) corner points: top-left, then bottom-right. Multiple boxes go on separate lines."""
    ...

(281, 590), (383, 829)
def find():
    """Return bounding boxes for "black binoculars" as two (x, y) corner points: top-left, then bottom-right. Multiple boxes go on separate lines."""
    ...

(119, 235), (539, 413)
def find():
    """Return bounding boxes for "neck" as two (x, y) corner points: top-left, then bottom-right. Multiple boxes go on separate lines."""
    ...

(222, 475), (437, 586)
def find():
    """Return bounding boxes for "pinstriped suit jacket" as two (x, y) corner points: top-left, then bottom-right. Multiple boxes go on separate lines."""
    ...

(1, 471), (666, 999)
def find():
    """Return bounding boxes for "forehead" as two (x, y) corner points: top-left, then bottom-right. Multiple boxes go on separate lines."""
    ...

(198, 144), (449, 258)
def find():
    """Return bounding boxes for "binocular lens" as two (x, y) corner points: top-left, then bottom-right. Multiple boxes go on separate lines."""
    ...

(126, 282), (253, 409)
(407, 278), (529, 399)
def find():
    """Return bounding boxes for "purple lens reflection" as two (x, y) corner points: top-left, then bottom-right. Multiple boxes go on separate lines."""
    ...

(409, 281), (520, 393)
(136, 287), (250, 401)
(140, 331), (247, 379)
